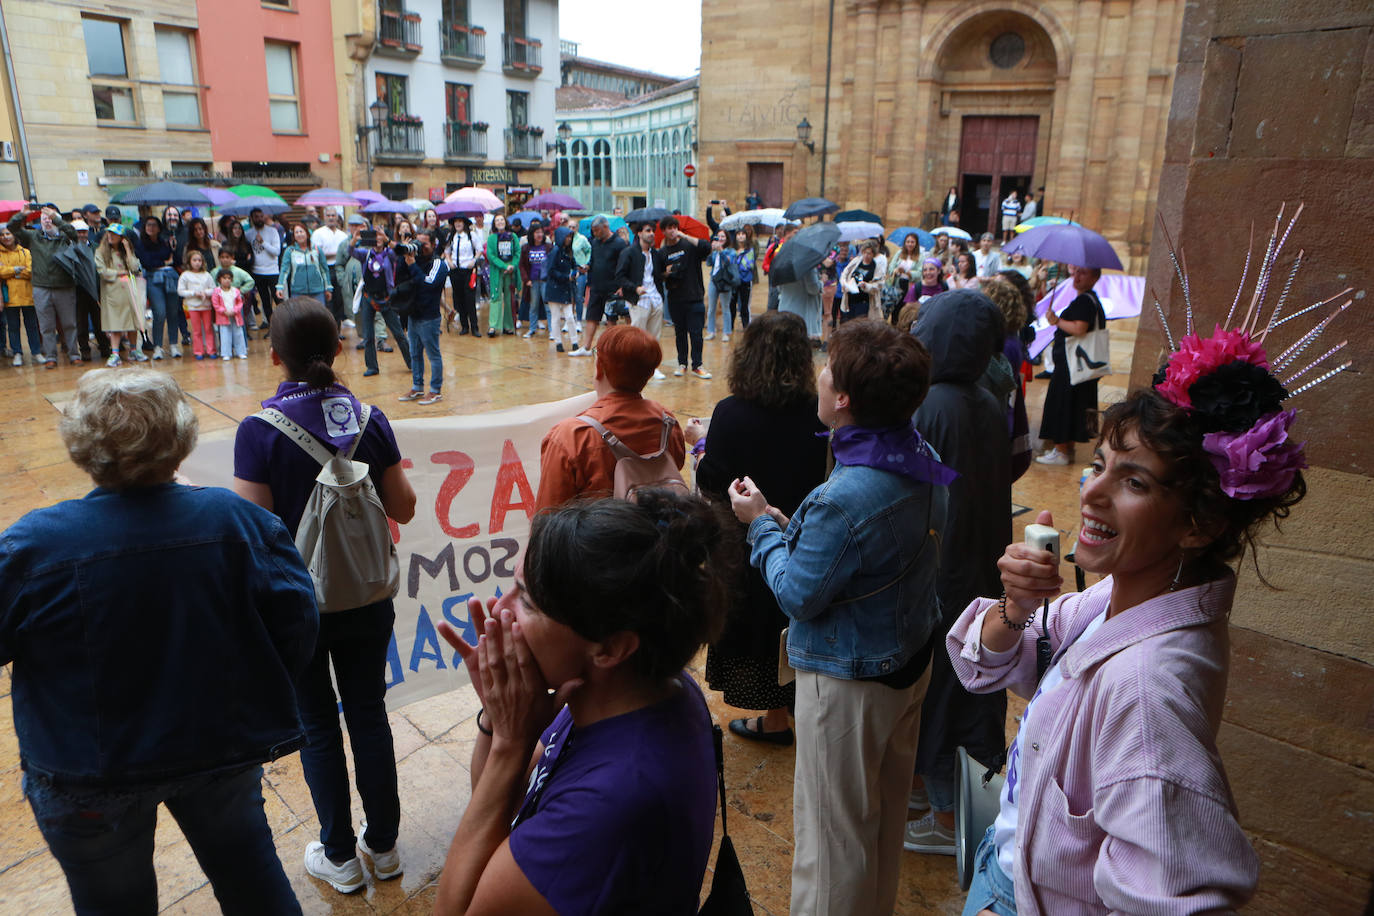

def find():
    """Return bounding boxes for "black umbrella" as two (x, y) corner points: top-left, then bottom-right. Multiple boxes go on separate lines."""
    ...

(111, 181), (214, 208)
(769, 222), (841, 285)
(836, 208), (881, 224)
(624, 206), (671, 225)
(783, 197), (839, 220)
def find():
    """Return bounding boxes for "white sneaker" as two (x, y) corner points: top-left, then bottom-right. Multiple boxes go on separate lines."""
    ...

(723, 333), (731, 342)
(575, 322), (583, 333)
(304, 841), (365, 893)
(152, 346), (165, 360)
(342, 319), (356, 328)
(130, 348), (149, 362)
(170, 344), (182, 358)
(705, 331), (716, 340)
(358, 824), (403, 880)
(1035, 450), (1070, 466)
(568, 346), (592, 357)
(11, 353), (21, 366)
(653, 369), (666, 380)
(673, 365), (686, 377)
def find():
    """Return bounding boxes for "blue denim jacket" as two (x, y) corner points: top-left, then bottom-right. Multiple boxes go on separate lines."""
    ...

(0, 484), (319, 788)
(747, 462), (947, 679)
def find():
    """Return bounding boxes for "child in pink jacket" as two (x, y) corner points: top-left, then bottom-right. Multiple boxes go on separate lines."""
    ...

(211, 269), (248, 360)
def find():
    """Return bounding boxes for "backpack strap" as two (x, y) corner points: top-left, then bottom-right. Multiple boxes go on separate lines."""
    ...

(254, 402), (372, 467)
(576, 412), (677, 461)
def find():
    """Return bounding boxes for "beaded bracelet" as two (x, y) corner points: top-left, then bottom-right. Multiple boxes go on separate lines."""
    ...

(476, 707), (493, 736)
(998, 592), (1033, 631)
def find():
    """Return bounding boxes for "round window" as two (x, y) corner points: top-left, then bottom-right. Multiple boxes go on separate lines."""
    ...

(989, 32), (1026, 69)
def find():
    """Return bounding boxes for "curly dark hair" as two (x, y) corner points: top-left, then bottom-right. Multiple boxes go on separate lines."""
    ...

(1100, 389), (1306, 577)
(523, 489), (738, 682)
(726, 310), (816, 409)
(826, 319), (932, 427)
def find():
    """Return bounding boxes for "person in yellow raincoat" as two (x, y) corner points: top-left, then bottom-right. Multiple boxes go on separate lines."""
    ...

(0, 225), (38, 366)
(485, 213), (520, 336)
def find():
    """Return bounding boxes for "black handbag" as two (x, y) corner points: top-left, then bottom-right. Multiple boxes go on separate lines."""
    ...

(698, 724), (754, 916)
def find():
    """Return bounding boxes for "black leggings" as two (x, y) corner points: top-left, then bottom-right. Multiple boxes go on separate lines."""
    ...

(730, 282), (752, 330)
(253, 274), (277, 325)
(450, 267), (478, 332)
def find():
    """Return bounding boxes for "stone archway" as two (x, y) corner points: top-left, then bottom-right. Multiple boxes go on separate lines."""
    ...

(923, 9), (1061, 236)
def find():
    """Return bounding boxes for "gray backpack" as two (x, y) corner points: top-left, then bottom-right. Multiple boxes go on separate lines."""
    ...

(255, 405), (400, 612)
(576, 412), (687, 500)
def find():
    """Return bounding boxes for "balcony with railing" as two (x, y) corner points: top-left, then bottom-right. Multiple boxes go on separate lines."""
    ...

(374, 118), (425, 161)
(440, 20), (485, 67)
(504, 126), (543, 163)
(502, 34), (542, 76)
(445, 121), (488, 163)
(377, 7), (422, 57)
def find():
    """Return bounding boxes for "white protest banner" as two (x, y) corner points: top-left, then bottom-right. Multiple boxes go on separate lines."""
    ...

(180, 390), (596, 710)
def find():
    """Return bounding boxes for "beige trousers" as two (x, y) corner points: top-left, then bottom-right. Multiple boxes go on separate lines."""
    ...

(790, 663), (932, 916)
(630, 297), (664, 340)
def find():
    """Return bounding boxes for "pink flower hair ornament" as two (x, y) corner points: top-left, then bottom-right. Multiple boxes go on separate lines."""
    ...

(1201, 409), (1307, 500)
(1155, 325), (1271, 410)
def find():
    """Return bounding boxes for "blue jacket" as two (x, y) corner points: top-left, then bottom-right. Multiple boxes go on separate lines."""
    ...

(0, 484), (319, 788)
(407, 255), (449, 321)
(747, 462), (946, 679)
(543, 228), (577, 304)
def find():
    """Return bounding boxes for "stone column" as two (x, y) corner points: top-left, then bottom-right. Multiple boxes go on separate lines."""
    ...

(883, 0), (924, 222)
(845, 0), (880, 208)
(1047, 0), (1102, 222)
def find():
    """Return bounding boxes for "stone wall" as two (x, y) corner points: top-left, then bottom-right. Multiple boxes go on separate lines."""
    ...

(1138, 1), (1374, 910)
(698, 0), (1183, 272)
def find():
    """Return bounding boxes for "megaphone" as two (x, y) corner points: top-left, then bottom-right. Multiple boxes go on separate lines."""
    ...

(955, 745), (1006, 891)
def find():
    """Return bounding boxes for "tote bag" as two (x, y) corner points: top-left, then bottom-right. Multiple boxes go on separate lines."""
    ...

(1065, 291), (1110, 386)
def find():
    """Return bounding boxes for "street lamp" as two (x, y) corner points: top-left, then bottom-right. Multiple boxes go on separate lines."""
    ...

(356, 98), (390, 190)
(796, 117), (815, 154)
(547, 120), (572, 155)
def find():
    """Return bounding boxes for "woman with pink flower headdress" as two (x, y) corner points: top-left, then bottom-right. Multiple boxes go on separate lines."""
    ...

(945, 311), (1317, 914)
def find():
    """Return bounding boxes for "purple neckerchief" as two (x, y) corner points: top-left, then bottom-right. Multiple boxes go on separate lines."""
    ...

(821, 423), (959, 485)
(260, 381), (365, 452)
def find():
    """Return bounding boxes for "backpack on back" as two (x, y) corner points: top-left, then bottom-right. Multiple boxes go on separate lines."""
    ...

(254, 405), (400, 612)
(577, 412), (687, 500)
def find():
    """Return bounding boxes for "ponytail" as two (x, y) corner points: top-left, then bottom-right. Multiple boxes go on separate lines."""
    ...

(269, 296), (339, 389)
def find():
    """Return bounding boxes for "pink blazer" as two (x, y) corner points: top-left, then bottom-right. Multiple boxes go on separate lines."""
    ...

(947, 573), (1258, 915)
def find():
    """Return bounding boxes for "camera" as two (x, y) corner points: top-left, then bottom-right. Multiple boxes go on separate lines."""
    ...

(393, 242), (416, 257)
(359, 229), (378, 247)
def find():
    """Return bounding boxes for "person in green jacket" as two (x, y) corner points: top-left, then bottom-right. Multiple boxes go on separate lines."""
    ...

(485, 213), (521, 336)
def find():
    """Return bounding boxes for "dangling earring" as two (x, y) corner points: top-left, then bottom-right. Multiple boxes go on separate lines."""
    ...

(1169, 554), (1186, 592)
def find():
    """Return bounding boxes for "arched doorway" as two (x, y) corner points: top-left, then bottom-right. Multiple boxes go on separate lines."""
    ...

(928, 10), (1059, 236)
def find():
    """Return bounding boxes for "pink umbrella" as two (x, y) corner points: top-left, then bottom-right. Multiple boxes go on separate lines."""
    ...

(296, 187), (364, 207)
(435, 200), (487, 218)
(352, 189), (386, 204)
(194, 187), (239, 207)
(443, 186), (503, 211)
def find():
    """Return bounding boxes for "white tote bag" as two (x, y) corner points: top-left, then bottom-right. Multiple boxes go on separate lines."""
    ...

(1066, 292), (1111, 386)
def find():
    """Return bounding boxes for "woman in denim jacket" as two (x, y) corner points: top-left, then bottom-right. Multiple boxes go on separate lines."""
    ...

(729, 320), (954, 916)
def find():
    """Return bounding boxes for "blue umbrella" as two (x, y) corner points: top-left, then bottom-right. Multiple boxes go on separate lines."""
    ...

(577, 214), (627, 236)
(218, 196), (289, 217)
(1003, 223), (1122, 271)
(888, 226), (936, 249)
(783, 197), (840, 220)
(836, 208), (882, 224)
(508, 210), (544, 228)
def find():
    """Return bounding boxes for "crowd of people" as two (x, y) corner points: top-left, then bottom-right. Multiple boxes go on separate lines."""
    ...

(0, 189), (1312, 916)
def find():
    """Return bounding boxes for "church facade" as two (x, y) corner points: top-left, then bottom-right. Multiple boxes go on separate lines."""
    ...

(697, 0), (1185, 271)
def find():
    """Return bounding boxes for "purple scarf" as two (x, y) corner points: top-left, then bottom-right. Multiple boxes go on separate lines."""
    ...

(261, 381), (366, 451)
(823, 423), (959, 485)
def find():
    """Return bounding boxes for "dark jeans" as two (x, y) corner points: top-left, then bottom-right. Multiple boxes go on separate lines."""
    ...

(729, 282), (753, 330)
(297, 600), (401, 862)
(667, 297), (705, 369)
(451, 267), (478, 332)
(76, 289), (110, 358)
(6, 305), (41, 355)
(252, 273), (277, 326)
(360, 290), (411, 373)
(25, 765), (300, 915)
(408, 315), (442, 393)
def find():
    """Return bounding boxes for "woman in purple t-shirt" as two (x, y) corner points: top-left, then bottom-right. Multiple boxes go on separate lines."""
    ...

(432, 490), (734, 916)
(232, 297), (418, 895)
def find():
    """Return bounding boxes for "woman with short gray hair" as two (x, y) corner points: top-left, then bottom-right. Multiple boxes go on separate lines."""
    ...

(0, 368), (319, 914)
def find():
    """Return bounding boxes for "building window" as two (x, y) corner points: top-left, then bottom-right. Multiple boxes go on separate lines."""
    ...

(103, 159), (149, 178)
(169, 161), (210, 179)
(990, 33), (1026, 69)
(506, 89), (528, 128)
(264, 41), (301, 133)
(445, 82), (471, 122)
(82, 16), (136, 123)
(377, 73), (410, 116)
(156, 28), (201, 128)
(380, 181), (411, 201)
(262, 0), (293, 7)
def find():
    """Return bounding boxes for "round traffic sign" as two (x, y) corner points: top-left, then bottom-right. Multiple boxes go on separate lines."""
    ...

(683, 163), (696, 178)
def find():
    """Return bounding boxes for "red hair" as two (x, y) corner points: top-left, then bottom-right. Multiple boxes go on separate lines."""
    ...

(596, 325), (661, 392)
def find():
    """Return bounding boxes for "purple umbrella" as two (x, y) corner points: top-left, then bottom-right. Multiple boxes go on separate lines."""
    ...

(362, 199), (415, 214)
(435, 200), (488, 218)
(194, 187), (239, 207)
(352, 189), (386, 204)
(296, 187), (364, 207)
(1002, 223), (1123, 271)
(526, 191), (583, 211)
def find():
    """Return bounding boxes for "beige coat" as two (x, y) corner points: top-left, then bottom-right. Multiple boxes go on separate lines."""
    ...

(95, 245), (144, 332)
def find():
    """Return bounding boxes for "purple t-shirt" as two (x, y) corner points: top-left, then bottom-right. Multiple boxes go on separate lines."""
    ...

(233, 394), (402, 536)
(509, 675), (717, 915)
